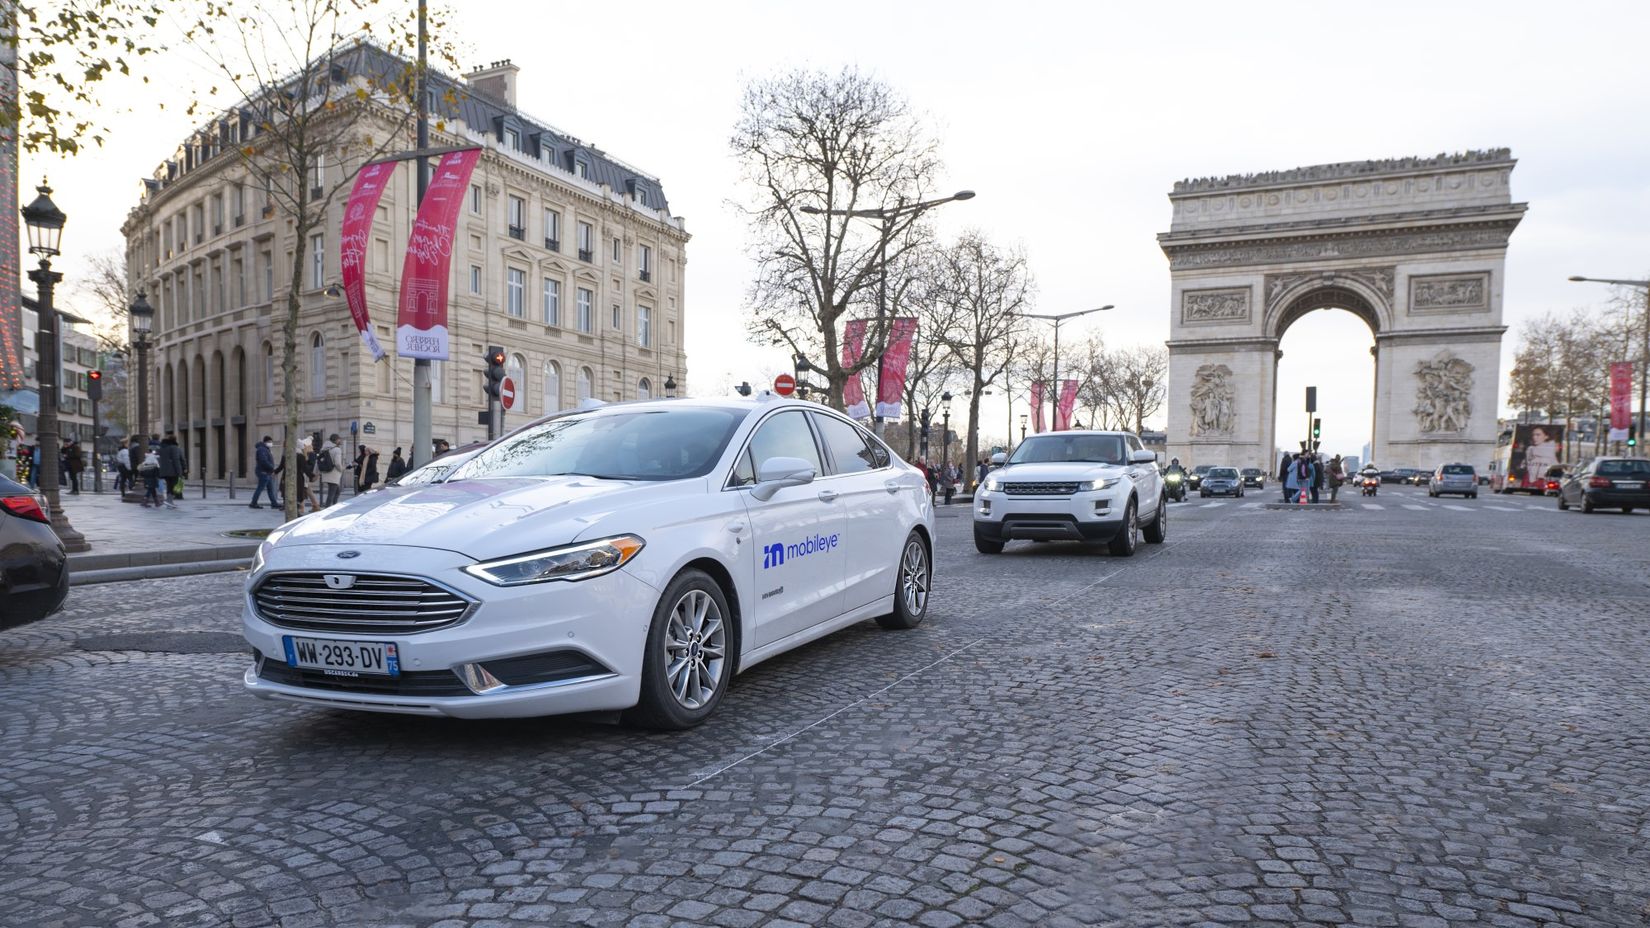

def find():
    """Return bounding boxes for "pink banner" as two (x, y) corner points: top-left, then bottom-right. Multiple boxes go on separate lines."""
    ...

(397, 148), (481, 359)
(340, 161), (397, 361)
(1053, 379), (1079, 431)
(1610, 361), (1634, 441)
(875, 317), (918, 419)
(842, 319), (869, 419)
(1030, 381), (1046, 434)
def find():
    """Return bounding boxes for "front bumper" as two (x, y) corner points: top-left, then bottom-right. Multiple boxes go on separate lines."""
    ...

(973, 491), (1126, 543)
(241, 544), (658, 719)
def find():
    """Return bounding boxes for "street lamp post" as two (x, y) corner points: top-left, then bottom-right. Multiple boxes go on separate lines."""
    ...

(664, 374), (678, 399)
(1018, 305), (1113, 429)
(1569, 275), (1650, 456)
(21, 183), (89, 552)
(940, 391), (953, 471)
(801, 189), (975, 434)
(1019, 414), (1028, 444)
(1137, 375), (1155, 434)
(123, 292), (155, 503)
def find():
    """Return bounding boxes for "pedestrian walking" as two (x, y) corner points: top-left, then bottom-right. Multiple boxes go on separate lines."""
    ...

(359, 447), (381, 492)
(1328, 454), (1344, 502)
(318, 433), (344, 507)
(352, 444), (368, 494)
(1309, 452), (1323, 504)
(1278, 451), (1293, 502)
(385, 447), (407, 483)
(138, 446), (162, 507)
(114, 442), (131, 493)
(157, 433), (184, 508)
(250, 435), (280, 509)
(64, 439), (84, 494)
(275, 437), (319, 514)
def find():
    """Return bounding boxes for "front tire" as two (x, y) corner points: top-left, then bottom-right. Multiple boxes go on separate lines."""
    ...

(1557, 495), (1568, 510)
(973, 527), (1004, 554)
(1142, 495), (1167, 544)
(877, 532), (930, 630)
(1108, 499), (1139, 557)
(624, 570), (732, 730)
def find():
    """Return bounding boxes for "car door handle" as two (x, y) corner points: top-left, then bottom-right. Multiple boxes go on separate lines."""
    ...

(817, 490), (838, 503)
(884, 479), (902, 494)
(726, 521), (746, 535)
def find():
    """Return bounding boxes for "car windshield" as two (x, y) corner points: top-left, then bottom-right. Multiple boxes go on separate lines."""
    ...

(1193, 465), (1214, 474)
(1209, 468), (1239, 479)
(1597, 459), (1650, 476)
(454, 408), (745, 481)
(1242, 468), (1261, 475)
(1007, 434), (1127, 465)
(1444, 465), (1474, 475)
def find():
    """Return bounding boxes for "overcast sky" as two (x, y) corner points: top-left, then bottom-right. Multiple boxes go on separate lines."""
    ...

(21, 0), (1650, 459)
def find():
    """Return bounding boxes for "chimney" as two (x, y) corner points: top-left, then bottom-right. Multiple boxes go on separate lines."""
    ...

(464, 59), (520, 107)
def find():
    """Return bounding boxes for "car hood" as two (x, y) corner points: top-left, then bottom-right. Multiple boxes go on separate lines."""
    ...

(997, 462), (1127, 480)
(268, 476), (703, 561)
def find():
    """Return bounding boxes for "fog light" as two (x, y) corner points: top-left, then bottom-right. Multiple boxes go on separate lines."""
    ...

(979, 500), (991, 515)
(458, 663), (507, 694)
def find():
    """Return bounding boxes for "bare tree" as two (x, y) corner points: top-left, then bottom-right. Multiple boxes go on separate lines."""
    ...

(74, 251), (131, 354)
(897, 244), (966, 458)
(931, 231), (1032, 470)
(1109, 344), (1168, 434)
(171, 0), (456, 519)
(732, 67), (942, 411)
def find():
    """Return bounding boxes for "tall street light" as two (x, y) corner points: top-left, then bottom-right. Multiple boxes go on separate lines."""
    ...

(1018, 305), (1113, 428)
(123, 292), (155, 503)
(21, 182), (89, 552)
(1570, 274), (1649, 456)
(801, 189), (975, 435)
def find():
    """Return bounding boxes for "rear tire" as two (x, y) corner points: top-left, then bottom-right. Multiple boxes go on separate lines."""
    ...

(877, 531), (929, 630)
(1582, 497), (1595, 514)
(1108, 499), (1139, 557)
(1143, 495), (1167, 544)
(624, 570), (732, 731)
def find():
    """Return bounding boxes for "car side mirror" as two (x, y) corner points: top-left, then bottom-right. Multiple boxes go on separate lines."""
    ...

(1129, 449), (1157, 464)
(751, 456), (816, 501)
(990, 452), (1007, 466)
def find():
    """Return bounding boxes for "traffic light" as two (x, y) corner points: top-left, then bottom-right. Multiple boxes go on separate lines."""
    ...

(1630, 427), (1639, 448)
(87, 370), (103, 401)
(483, 347), (506, 400)
(1312, 418), (1322, 440)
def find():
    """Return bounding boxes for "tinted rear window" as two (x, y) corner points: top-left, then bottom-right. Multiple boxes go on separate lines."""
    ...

(1443, 465), (1474, 475)
(1597, 460), (1650, 476)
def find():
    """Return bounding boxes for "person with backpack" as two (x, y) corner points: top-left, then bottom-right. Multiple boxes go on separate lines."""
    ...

(138, 445), (163, 507)
(317, 433), (344, 507)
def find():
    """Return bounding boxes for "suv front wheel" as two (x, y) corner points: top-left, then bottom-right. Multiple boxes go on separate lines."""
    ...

(1108, 499), (1139, 557)
(1142, 494), (1166, 544)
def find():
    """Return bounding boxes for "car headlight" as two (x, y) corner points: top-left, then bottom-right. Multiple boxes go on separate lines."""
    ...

(984, 476), (1003, 493)
(1078, 478), (1120, 491)
(463, 535), (646, 587)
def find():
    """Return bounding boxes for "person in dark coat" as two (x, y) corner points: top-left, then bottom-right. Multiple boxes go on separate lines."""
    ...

(359, 447), (381, 492)
(251, 435), (279, 509)
(273, 436), (319, 513)
(64, 439), (84, 494)
(385, 447), (407, 482)
(157, 433), (185, 508)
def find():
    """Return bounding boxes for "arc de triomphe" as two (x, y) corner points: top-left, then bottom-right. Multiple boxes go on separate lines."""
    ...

(1159, 150), (1526, 471)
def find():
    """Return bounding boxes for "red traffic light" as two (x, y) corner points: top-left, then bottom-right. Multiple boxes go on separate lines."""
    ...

(488, 351), (505, 366)
(88, 370), (102, 381)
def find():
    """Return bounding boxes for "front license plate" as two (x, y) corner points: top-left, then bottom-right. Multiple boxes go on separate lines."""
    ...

(283, 636), (399, 677)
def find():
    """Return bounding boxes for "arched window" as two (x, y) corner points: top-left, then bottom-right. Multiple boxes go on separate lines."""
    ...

(429, 359), (444, 404)
(262, 343), (275, 404)
(543, 361), (561, 413)
(637, 377), (651, 400)
(577, 366), (593, 402)
(508, 353), (527, 404)
(309, 332), (326, 398)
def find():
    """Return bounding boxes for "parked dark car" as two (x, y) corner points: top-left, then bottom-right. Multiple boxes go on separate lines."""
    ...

(1240, 467), (1265, 488)
(1200, 466), (1245, 498)
(1187, 464), (1215, 491)
(1557, 457), (1650, 514)
(1, 474), (69, 628)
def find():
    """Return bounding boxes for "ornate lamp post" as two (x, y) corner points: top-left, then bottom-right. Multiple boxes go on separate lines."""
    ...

(21, 182), (89, 551)
(122, 292), (155, 502)
(940, 390), (953, 470)
(1137, 375), (1155, 434)
(1019, 413), (1028, 444)
(663, 373), (678, 399)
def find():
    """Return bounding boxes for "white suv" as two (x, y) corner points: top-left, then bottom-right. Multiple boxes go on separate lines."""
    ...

(972, 430), (1166, 556)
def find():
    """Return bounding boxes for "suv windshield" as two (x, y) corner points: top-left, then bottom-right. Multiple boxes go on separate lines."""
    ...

(1008, 434), (1127, 466)
(455, 408), (744, 481)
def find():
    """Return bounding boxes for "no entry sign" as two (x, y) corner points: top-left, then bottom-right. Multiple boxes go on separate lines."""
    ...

(773, 373), (796, 396)
(500, 376), (516, 411)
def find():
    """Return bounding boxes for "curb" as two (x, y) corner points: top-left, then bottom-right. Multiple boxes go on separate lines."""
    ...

(71, 557), (252, 586)
(69, 543), (260, 573)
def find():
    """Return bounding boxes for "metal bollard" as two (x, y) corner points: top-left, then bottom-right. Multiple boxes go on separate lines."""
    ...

(228, 472), (236, 500)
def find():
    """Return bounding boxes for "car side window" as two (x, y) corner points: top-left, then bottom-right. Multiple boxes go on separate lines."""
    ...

(1127, 435), (1143, 454)
(811, 412), (877, 475)
(728, 448), (756, 488)
(858, 427), (891, 468)
(746, 411), (824, 478)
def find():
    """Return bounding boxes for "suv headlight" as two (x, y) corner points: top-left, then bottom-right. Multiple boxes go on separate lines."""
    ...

(1078, 478), (1120, 492)
(983, 476), (1003, 493)
(464, 535), (646, 587)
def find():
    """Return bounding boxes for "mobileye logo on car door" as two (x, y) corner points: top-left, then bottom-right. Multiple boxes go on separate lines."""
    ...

(762, 533), (841, 569)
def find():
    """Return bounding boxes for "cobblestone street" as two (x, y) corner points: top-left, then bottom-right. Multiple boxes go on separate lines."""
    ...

(4, 488), (1648, 927)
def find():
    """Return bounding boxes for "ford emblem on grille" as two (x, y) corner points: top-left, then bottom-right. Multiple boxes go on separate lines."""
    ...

(323, 574), (357, 590)
(336, 550), (360, 559)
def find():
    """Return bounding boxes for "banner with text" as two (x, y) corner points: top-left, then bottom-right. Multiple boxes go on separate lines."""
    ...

(875, 317), (918, 419)
(1054, 379), (1079, 431)
(1610, 361), (1634, 442)
(396, 148), (481, 360)
(842, 319), (870, 419)
(339, 160), (397, 362)
(1031, 380), (1046, 434)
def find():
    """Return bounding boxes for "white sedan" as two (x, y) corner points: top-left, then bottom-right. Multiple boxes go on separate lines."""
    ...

(241, 397), (935, 729)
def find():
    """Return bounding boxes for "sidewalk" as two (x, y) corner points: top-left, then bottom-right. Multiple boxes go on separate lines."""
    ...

(52, 483), (298, 583)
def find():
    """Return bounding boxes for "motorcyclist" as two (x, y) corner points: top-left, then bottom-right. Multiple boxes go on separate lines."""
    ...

(1164, 457), (1187, 500)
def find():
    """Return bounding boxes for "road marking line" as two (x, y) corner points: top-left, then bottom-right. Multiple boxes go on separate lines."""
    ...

(1403, 504), (1427, 511)
(1443, 504), (1471, 511)
(1484, 505), (1521, 512)
(1242, 502), (1263, 509)
(1361, 503), (1384, 510)
(1201, 501), (1225, 508)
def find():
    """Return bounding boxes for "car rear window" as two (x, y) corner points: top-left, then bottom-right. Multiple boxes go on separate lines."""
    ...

(1443, 465), (1474, 475)
(1597, 459), (1650, 476)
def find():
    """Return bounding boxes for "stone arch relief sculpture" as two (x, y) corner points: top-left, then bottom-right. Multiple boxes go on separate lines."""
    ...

(1189, 363), (1236, 436)
(1413, 352), (1474, 433)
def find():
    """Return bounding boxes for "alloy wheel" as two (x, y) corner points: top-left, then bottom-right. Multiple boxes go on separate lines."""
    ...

(900, 538), (929, 616)
(663, 589), (726, 710)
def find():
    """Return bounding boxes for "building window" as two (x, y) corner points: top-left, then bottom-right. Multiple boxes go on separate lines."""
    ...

(506, 268), (526, 317)
(577, 221), (593, 261)
(574, 160), (587, 179)
(507, 195), (525, 239)
(577, 366), (593, 401)
(611, 304), (621, 330)
(504, 127), (520, 150)
(542, 278), (561, 326)
(543, 209), (560, 250)
(543, 361), (561, 412)
(612, 238), (621, 264)
(638, 244), (652, 282)
(668, 320), (676, 346)
(309, 332), (326, 398)
(211, 193), (224, 233)
(262, 250), (273, 301)
(508, 353), (526, 400)
(638, 377), (651, 401)
(638, 304), (652, 348)
(262, 343), (275, 403)
(470, 185), (482, 214)
(309, 156), (324, 197)
(232, 183), (245, 224)
(576, 288), (593, 333)
(309, 234), (324, 289)
(470, 265), (481, 294)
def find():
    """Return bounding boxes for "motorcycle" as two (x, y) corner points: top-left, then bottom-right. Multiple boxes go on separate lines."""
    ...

(1361, 475), (1379, 497)
(1165, 471), (1186, 502)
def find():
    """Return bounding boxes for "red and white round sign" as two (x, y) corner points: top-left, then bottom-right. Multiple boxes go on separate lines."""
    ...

(500, 376), (516, 411)
(773, 373), (796, 396)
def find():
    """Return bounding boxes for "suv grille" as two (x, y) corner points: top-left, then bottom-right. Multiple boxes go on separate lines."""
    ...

(252, 572), (473, 634)
(1002, 482), (1080, 497)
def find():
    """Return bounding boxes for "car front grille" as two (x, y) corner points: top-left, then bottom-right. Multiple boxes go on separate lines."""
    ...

(1002, 482), (1080, 496)
(252, 572), (474, 635)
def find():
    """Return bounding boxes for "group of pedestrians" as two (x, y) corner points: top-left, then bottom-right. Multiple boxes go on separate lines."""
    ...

(913, 456), (964, 505)
(10, 438), (89, 493)
(112, 432), (187, 508)
(1278, 448), (1348, 503)
(250, 433), (395, 512)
